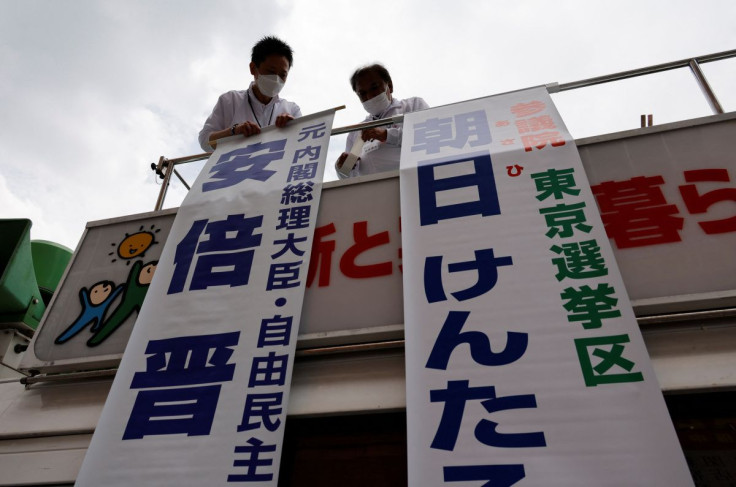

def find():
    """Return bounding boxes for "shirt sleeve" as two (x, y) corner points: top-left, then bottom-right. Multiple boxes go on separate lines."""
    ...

(277, 100), (302, 119)
(198, 93), (229, 153)
(385, 97), (430, 147)
(291, 103), (302, 118)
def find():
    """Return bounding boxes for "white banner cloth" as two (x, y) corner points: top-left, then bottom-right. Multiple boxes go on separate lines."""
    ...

(76, 110), (335, 486)
(399, 88), (692, 486)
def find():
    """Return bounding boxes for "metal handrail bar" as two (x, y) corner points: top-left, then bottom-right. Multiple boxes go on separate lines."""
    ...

(556, 48), (736, 91)
(152, 49), (736, 210)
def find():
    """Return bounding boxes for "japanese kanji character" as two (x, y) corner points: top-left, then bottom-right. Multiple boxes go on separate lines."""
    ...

(203, 140), (285, 192)
(287, 162), (318, 182)
(574, 334), (644, 387)
(592, 176), (683, 249)
(276, 206), (311, 230)
(339, 221), (392, 279)
(679, 168), (736, 234)
(550, 240), (608, 281)
(418, 153), (500, 226)
(531, 168), (580, 201)
(521, 131), (565, 152)
(281, 181), (315, 205)
(561, 284), (621, 329)
(237, 393), (283, 432)
(426, 311), (528, 370)
(227, 438), (277, 482)
(510, 101), (545, 118)
(266, 262), (302, 290)
(257, 315), (292, 347)
(539, 203), (593, 238)
(271, 233), (307, 259)
(454, 110), (492, 149)
(411, 110), (491, 154)
(424, 249), (513, 303)
(248, 351), (288, 387)
(130, 332), (239, 388)
(123, 385), (222, 440)
(411, 116), (455, 154)
(297, 122), (327, 141)
(306, 223), (336, 287)
(515, 115), (556, 133)
(168, 215), (263, 294)
(291, 145), (321, 164)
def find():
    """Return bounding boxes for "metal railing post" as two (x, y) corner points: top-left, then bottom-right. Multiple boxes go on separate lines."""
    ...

(154, 157), (174, 211)
(688, 59), (725, 114)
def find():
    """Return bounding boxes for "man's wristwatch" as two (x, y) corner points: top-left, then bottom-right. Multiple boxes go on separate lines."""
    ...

(230, 124), (238, 136)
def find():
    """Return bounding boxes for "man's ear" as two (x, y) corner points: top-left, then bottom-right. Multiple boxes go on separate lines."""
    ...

(388, 82), (394, 93)
(249, 62), (257, 76)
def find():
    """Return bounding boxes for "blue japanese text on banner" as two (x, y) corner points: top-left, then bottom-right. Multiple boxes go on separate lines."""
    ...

(399, 88), (693, 486)
(76, 110), (336, 486)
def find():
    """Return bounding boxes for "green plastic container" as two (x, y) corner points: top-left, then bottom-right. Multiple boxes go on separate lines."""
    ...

(31, 240), (72, 305)
(0, 219), (46, 329)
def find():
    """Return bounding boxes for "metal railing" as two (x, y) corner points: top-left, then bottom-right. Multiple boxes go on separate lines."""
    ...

(151, 48), (736, 211)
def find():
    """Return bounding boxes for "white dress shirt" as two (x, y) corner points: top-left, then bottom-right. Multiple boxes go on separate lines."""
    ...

(337, 96), (429, 178)
(198, 82), (302, 152)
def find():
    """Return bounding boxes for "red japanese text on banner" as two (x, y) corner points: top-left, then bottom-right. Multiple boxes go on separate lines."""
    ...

(399, 88), (692, 486)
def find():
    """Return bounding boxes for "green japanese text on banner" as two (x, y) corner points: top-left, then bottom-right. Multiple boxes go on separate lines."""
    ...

(399, 88), (693, 486)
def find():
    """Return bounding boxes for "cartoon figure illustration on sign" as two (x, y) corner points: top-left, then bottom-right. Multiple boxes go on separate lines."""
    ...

(54, 280), (124, 344)
(108, 225), (160, 265)
(87, 260), (158, 347)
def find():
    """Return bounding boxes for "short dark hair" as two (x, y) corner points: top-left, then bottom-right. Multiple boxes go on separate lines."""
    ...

(350, 64), (393, 92)
(251, 36), (294, 67)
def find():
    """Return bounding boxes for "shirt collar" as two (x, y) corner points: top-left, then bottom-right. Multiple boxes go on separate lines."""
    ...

(248, 81), (278, 108)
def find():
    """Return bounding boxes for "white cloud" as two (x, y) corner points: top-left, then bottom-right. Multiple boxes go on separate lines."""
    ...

(1, 0), (734, 248)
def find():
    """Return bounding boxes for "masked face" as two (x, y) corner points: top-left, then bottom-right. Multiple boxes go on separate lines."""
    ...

(354, 70), (393, 117)
(255, 73), (285, 98)
(250, 55), (290, 99)
(361, 89), (391, 116)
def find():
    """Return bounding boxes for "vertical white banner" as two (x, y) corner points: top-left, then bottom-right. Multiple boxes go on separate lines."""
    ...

(400, 88), (692, 486)
(76, 110), (335, 486)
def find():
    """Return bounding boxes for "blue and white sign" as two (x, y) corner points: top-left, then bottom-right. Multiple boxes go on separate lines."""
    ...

(399, 88), (692, 486)
(76, 110), (336, 486)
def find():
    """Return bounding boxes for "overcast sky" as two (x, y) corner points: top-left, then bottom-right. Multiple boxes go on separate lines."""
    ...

(1, 0), (734, 249)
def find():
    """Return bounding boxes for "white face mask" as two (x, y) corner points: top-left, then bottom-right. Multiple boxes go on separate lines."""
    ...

(256, 74), (285, 98)
(362, 91), (391, 116)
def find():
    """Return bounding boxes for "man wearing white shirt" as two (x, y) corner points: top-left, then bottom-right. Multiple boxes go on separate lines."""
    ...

(198, 36), (302, 152)
(336, 64), (429, 178)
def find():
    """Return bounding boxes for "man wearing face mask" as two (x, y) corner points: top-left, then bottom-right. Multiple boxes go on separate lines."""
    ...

(335, 64), (429, 178)
(198, 36), (302, 152)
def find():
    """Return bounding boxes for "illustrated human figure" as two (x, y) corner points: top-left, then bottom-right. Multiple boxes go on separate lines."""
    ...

(87, 260), (157, 346)
(55, 280), (123, 344)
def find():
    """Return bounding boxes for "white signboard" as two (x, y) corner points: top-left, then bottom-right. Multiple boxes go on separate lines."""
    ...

(400, 88), (692, 485)
(75, 110), (335, 486)
(579, 120), (736, 308)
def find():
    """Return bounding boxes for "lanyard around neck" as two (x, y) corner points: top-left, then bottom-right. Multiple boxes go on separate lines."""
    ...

(247, 88), (275, 128)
